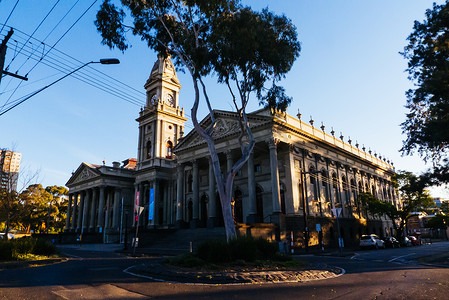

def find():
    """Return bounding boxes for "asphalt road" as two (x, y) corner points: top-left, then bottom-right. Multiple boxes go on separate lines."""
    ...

(0, 242), (448, 299)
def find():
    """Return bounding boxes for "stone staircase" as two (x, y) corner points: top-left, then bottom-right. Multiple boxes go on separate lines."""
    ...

(135, 227), (227, 255)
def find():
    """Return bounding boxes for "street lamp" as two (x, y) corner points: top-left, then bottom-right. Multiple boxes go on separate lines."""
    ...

(0, 58), (120, 116)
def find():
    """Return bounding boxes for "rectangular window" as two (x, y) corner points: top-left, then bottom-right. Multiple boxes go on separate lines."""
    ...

(255, 164), (261, 173)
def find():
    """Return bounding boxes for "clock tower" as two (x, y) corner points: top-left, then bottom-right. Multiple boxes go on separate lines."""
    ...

(136, 54), (187, 167)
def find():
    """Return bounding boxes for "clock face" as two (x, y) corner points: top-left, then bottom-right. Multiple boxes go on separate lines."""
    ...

(165, 94), (174, 106)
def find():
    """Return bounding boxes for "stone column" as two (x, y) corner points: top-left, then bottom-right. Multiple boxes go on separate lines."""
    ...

(71, 193), (77, 231)
(246, 153), (258, 224)
(176, 164), (185, 226)
(82, 189), (91, 230)
(65, 193), (73, 231)
(208, 157), (217, 227)
(163, 183), (168, 225)
(89, 188), (97, 231)
(112, 188), (121, 230)
(104, 190), (111, 229)
(153, 180), (160, 226)
(268, 138), (281, 223)
(76, 192), (85, 232)
(192, 159), (199, 227)
(97, 186), (105, 231)
(226, 150), (233, 173)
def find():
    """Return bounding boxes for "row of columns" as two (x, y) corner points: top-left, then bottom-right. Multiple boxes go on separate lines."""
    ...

(65, 186), (122, 233)
(175, 138), (282, 226)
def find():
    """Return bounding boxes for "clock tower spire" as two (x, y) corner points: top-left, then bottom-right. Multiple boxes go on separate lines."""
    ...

(136, 54), (187, 167)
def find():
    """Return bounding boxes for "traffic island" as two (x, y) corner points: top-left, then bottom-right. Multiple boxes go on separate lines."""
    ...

(127, 260), (343, 284)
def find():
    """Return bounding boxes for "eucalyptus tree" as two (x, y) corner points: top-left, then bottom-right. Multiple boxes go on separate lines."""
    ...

(401, 1), (449, 184)
(95, 0), (300, 240)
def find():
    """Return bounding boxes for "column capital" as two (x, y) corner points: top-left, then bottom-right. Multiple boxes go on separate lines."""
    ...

(267, 137), (280, 149)
(225, 150), (233, 160)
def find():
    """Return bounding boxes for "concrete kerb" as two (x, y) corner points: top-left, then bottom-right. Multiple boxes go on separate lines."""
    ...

(123, 261), (345, 285)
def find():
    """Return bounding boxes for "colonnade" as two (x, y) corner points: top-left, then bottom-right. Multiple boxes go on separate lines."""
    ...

(65, 186), (122, 233)
(175, 138), (282, 226)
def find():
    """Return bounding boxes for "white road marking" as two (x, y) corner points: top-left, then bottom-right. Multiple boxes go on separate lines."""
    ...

(388, 253), (416, 263)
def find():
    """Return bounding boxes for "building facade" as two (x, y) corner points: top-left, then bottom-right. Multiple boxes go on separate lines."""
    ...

(0, 149), (21, 191)
(66, 55), (399, 247)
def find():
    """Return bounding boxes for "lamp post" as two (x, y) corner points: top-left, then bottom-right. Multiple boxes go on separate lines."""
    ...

(0, 58), (120, 116)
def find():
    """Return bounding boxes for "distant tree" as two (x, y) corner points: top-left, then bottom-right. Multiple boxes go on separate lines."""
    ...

(45, 185), (68, 232)
(0, 151), (38, 238)
(440, 201), (449, 214)
(19, 184), (52, 233)
(401, 1), (449, 184)
(427, 214), (449, 230)
(95, 0), (300, 240)
(359, 171), (433, 239)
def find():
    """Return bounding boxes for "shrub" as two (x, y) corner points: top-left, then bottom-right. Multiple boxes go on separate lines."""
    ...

(0, 241), (13, 261)
(32, 238), (56, 256)
(13, 237), (36, 255)
(166, 253), (205, 268)
(196, 239), (230, 263)
(197, 235), (279, 263)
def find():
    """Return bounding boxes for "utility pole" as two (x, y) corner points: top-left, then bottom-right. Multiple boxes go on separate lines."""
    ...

(0, 29), (28, 86)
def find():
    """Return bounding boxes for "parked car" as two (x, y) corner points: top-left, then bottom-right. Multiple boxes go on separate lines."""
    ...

(0, 233), (15, 240)
(384, 237), (400, 248)
(403, 236), (412, 247)
(407, 235), (420, 246)
(360, 234), (385, 249)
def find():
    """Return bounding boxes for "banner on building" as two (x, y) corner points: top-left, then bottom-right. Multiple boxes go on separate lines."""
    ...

(134, 191), (140, 225)
(148, 188), (154, 221)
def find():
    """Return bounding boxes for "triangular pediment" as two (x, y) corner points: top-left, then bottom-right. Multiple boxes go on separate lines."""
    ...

(66, 163), (101, 186)
(174, 110), (272, 152)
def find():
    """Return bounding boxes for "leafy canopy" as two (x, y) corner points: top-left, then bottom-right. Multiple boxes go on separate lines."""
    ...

(401, 1), (449, 183)
(95, 0), (300, 111)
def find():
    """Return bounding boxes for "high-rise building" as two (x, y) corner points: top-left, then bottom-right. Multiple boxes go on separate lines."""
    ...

(0, 149), (21, 192)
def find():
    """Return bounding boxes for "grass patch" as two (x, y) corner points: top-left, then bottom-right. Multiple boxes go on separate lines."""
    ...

(0, 237), (58, 262)
(166, 235), (304, 271)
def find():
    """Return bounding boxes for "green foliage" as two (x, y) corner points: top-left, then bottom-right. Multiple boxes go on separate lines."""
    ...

(166, 253), (206, 268)
(0, 238), (56, 261)
(359, 170), (434, 239)
(0, 241), (13, 261)
(427, 214), (449, 230)
(401, 1), (449, 182)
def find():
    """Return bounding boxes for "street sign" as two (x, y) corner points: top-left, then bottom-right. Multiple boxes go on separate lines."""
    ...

(316, 223), (321, 232)
(331, 208), (342, 218)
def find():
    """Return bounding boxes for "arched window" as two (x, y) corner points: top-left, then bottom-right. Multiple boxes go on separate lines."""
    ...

(321, 170), (330, 203)
(309, 167), (318, 201)
(166, 140), (173, 159)
(332, 173), (340, 205)
(350, 178), (356, 206)
(233, 189), (243, 223)
(256, 185), (264, 222)
(342, 176), (349, 205)
(146, 141), (152, 159)
(280, 183), (286, 214)
(187, 174), (193, 193)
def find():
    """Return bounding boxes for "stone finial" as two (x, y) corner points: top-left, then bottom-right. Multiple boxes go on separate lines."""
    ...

(320, 122), (325, 132)
(309, 116), (314, 126)
(331, 127), (335, 136)
(339, 132), (344, 141)
(362, 145), (366, 151)
(348, 137), (352, 145)
(297, 109), (302, 120)
(355, 141), (359, 148)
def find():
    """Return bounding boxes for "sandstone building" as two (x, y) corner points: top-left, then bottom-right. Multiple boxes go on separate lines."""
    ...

(66, 55), (399, 248)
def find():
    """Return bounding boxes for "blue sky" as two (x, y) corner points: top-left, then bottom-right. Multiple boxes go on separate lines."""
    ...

(1, 0), (447, 198)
